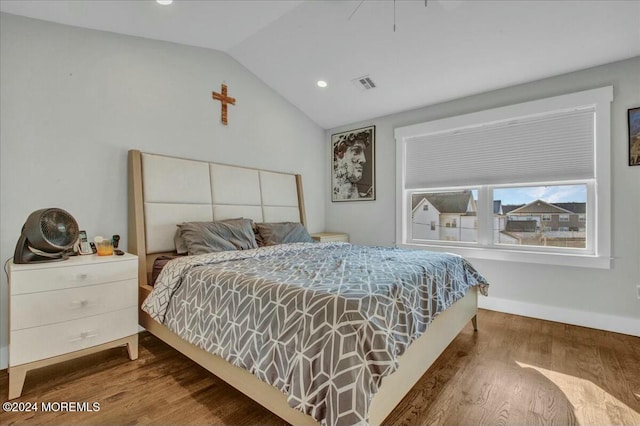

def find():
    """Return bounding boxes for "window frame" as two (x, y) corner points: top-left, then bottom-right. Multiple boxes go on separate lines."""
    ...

(395, 87), (612, 269)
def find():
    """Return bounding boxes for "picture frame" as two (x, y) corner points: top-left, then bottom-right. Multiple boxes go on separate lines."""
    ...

(331, 125), (375, 202)
(629, 107), (640, 166)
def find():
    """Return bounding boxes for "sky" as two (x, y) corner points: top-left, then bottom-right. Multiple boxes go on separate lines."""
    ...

(493, 185), (587, 205)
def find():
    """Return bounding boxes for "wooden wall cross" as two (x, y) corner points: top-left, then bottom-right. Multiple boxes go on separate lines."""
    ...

(211, 83), (236, 125)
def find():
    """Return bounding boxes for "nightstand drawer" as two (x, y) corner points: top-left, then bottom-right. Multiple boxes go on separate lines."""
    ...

(7, 253), (139, 399)
(9, 306), (138, 366)
(10, 259), (137, 295)
(10, 279), (137, 331)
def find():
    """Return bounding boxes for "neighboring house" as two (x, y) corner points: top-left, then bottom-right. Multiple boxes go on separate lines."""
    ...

(413, 197), (586, 247)
(501, 204), (523, 215)
(553, 202), (587, 231)
(493, 200), (508, 243)
(506, 200), (585, 232)
(500, 200), (586, 247)
(411, 191), (477, 241)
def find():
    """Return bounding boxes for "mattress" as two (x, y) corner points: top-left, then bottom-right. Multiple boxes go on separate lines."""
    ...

(142, 242), (488, 426)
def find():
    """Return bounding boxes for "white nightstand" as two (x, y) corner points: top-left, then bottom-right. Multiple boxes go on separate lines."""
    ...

(8, 253), (139, 400)
(311, 232), (350, 243)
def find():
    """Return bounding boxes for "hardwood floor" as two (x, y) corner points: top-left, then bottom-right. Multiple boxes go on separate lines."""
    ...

(1, 309), (639, 425)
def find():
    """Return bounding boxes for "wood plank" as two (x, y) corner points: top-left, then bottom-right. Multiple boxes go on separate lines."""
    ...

(127, 149), (147, 287)
(295, 174), (306, 227)
(2, 310), (639, 426)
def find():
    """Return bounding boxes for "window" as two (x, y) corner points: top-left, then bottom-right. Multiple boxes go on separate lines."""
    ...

(496, 184), (586, 249)
(395, 86), (612, 268)
(423, 205), (429, 211)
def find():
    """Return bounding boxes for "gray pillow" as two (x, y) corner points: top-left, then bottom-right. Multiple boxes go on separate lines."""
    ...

(255, 222), (314, 246)
(177, 218), (258, 255)
(174, 228), (189, 254)
(175, 217), (243, 254)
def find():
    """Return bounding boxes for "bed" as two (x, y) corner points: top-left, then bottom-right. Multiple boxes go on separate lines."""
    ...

(128, 149), (488, 426)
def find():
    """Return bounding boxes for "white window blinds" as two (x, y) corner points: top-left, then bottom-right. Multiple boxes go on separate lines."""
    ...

(404, 107), (595, 189)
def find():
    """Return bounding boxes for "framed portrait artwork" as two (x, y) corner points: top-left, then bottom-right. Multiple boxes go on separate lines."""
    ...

(331, 126), (375, 202)
(629, 107), (640, 166)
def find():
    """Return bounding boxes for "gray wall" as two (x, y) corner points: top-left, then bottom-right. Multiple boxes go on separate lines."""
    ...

(0, 13), (326, 369)
(326, 57), (640, 333)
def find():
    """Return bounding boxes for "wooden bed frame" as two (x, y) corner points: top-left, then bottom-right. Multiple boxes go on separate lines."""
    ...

(128, 149), (478, 425)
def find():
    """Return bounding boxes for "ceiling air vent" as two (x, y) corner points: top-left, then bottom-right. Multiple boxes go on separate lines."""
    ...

(352, 75), (377, 91)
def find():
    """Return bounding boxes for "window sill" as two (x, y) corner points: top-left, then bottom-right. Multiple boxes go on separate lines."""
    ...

(397, 242), (611, 269)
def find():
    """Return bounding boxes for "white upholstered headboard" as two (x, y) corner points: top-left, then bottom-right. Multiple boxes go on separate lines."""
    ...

(128, 150), (306, 287)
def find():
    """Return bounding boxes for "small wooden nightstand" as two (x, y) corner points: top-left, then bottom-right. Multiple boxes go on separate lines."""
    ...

(8, 253), (139, 399)
(311, 232), (349, 243)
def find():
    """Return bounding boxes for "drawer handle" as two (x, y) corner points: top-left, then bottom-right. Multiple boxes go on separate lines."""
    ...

(71, 299), (92, 308)
(69, 330), (98, 342)
(76, 273), (89, 281)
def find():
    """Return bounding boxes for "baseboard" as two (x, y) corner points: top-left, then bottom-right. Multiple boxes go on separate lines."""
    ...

(478, 296), (640, 337)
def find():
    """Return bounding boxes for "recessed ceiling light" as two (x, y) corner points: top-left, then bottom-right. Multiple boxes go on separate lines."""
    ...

(157, 0), (173, 5)
(317, 80), (328, 88)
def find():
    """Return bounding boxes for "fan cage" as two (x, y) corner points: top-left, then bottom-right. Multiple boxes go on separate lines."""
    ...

(39, 210), (79, 248)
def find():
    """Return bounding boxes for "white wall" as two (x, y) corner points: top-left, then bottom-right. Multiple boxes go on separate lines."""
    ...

(326, 57), (640, 335)
(0, 13), (325, 369)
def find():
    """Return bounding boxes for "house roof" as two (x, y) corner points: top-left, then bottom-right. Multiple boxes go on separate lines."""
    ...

(508, 199), (573, 214)
(413, 196), (585, 216)
(553, 202), (586, 214)
(502, 204), (524, 214)
(411, 195), (427, 212)
(412, 191), (474, 214)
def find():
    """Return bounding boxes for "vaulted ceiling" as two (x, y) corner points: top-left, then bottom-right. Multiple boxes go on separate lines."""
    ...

(2, 0), (639, 129)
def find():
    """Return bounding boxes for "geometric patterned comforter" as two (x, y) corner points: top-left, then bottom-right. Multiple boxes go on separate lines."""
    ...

(142, 242), (488, 426)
